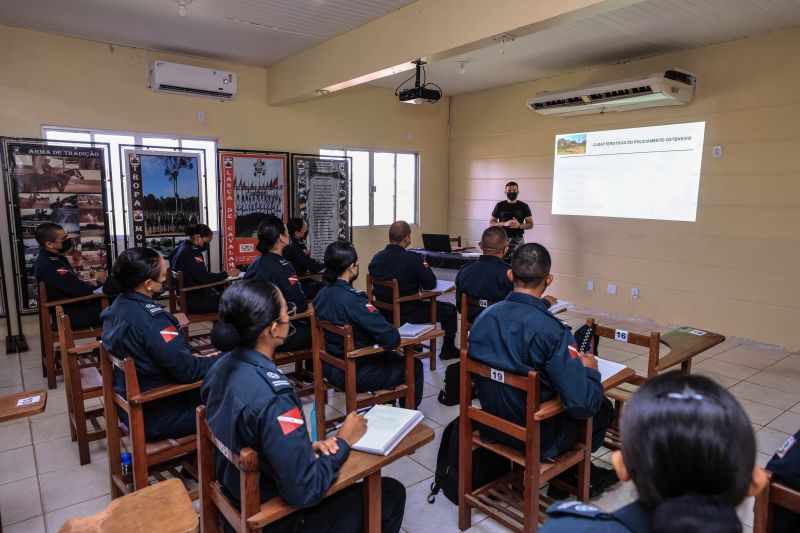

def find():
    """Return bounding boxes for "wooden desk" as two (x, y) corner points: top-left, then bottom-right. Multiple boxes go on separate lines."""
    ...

(657, 326), (725, 372)
(533, 367), (635, 421)
(248, 423), (435, 532)
(0, 389), (47, 422)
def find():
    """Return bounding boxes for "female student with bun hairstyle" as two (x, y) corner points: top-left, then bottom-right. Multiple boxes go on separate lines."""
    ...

(541, 371), (768, 533)
(167, 223), (239, 314)
(285, 217), (325, 299)
(201, 279), (406, 533)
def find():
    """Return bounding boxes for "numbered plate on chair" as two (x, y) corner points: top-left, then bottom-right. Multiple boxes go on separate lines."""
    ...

(614, 329), (629, 342)
(490, 368), (505, 383)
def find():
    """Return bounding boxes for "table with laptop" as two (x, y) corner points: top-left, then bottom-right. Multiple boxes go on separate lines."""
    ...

(408, 233), (480, 282)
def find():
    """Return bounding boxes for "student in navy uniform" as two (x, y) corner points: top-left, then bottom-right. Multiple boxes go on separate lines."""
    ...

(315, 241), (424, 408)
(489, 181), (533, 260)
(168, 224), (239, 314)
(468, 242), (617, 497)
(34, 222), (121, 329)
(541, 372), (769, 533)
(285, 217), (325, 300)
(368, 220), (458, 359)
(101, 247), (221, 440)
(202, 279), (405, 533)
(243, 216), (310, 353)
(766, 429), (800, 533)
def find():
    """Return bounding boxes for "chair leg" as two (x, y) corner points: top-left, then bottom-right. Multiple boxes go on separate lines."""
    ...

(45, 342), (57, 390)
(429, 339), (437, 371)
(74, 397), (91, 465)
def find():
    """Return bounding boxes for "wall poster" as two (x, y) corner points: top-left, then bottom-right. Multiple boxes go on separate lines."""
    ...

(3, 141), (111, 312)
(219, 151), (288, 269)
(125, 150), (201, 256)
(291, 154), (350, 260)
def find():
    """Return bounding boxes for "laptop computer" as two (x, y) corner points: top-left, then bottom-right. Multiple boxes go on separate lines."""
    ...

(422, 233), (453, 253)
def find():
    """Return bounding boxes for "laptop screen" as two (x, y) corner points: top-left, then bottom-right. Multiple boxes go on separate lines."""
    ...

(422, 234), (452, 253)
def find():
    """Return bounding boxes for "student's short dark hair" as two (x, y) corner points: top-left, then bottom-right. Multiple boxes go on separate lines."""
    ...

(287, 217), (306, 235)
(388, 220), (411, 243)
(511, 243), (550, 287)
(622, 372), (755, 532)
(211, 279), (282, 351)
(323, 241), (358, 284)
(184, 223), (212, 238)
(256, 216), (286, 254)
(505, 181), (518, 189)
(112, 247), (163, 290)
(480, 226), (508, 254)
(35, 223), (63, 246)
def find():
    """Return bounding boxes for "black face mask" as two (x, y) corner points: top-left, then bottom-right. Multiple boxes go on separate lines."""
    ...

(198, 242), (210, 252)
(59, 238), (74, 253)
(506, 192), (518, 201)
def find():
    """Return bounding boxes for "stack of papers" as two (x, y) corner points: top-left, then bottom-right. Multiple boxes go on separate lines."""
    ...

(460, 252), (481, 258)
(351, 405), (424, 455)
(398, 323), (435, 338)
(431, 280), (456, 294)
(547, 300), (573, 314)
(596, 357), (627, 382)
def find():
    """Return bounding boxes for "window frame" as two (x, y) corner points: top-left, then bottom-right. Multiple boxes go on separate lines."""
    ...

(321, 146), (419, 228)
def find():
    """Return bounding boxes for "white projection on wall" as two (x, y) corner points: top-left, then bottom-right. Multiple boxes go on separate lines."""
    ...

(551, 122), (706, 222)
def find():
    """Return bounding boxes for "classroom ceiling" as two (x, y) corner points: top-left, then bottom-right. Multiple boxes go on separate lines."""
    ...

(0, 0), (417, 66)
(373, 0), (800, 96)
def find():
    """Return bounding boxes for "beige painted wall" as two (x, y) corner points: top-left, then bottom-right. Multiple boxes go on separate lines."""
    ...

(0, 25), (450, 324)
(448, 28), (800, 350)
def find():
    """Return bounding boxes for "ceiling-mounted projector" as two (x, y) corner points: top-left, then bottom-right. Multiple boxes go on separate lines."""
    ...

(395, 60), (441, 104)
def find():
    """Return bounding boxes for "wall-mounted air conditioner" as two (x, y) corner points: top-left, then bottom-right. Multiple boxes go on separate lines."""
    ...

(527, 69), (696, 116)
(150, 61), (237, 101)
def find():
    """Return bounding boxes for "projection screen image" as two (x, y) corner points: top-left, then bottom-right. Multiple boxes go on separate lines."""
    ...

(551, 122), (706, 222)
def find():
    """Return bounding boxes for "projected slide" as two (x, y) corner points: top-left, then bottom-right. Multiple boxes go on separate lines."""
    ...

(552, 122), (706, 222)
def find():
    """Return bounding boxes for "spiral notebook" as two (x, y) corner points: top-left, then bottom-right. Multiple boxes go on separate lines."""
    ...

(350, 405), (424, 456)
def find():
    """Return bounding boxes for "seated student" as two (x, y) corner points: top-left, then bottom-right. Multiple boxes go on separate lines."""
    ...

(765, 428), (800, 533)
(368, 221), (458, 359)
(101, 247), (221, 440)
(541, 372), (768, 532)
(315, 241), (424, 408)
(285, 217), (325, 300)
(167, 223), (239, 314)
(34, 222), (121, 329)
(468, 242), (617, 496)
(202, 280), (405, 533)
(243, 216), (310, 353)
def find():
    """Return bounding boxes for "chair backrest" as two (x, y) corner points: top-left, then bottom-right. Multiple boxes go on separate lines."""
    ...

(366, 276), (401, 327)
(459, 292), (500, 347)
(55, 306), (80, 403)
(167, 269), (186, 315)
(754, 470), (800, 533)
(586, 318), (661, 377)
(450, 236), (462, 248)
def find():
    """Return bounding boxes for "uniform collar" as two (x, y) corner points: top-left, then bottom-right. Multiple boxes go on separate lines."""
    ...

(506, 290), (549, 311)
(612, 501), (652, 533)
(385, 244), (405, 252)
(478, 255), (507, 265)
(333, 279), (355, 290)
(123, 290), (161, 307)
(231, 346), (279, 371)
(42, 250), (63, 260)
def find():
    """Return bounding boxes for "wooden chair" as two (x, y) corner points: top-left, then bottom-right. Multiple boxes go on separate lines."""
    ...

(38, 281), (107, 389)
(450, 236), (462, 248)
(312, 317), (416, 434)
(272, 307), (321, 398)
(366, 275), (438, 370)
(100, 344), (200, 497)
(754, 470), (800, 533)
(458, 292), (499, 350)
(167, 269), (227, 326)
(58, 478), (198, 533)
(458, 348), (592, 533)
(55, 306), (105, 465)
(197, 405), (294, 532)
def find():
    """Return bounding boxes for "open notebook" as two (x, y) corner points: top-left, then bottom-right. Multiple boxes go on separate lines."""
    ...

(351, 405), (424, 456)
(547, 300), (573, 315)
(398, 323), (435, 338)
(431, 280), (455, 294)
(596, 357), (628, 383)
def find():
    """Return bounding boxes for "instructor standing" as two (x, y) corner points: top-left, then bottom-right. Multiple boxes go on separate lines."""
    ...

(489, 181), (533, 260)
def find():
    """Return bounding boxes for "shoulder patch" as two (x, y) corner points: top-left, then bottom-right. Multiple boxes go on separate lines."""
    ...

(366, 303), (377, 313)
(278, 258), (290, 266)
(547, 501), (605, 518)
(259, 367), (293, 393)
(423, 261), (430, 268)
(288, 274), (298, 285)
(159, 325), (179, 343)
(568, 344), (579, 359)
(56, 266), (69, 276)
(776, 435), (796, 459)
(194, 256), (204, 263)
(276, 406), (305, 435)
(144, 302), (165, 315)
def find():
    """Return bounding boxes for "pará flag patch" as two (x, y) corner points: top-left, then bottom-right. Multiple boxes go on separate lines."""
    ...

(568, 344), (579, 359)
(366, 303), (376, 313)
(777, 435), (796, 459)
(56, 267), (69, 276)
(288, 275), (298, 285)
(160, 325), (179, 343)
(277, 406), (304, 435)
(194, 256), (204, 263)
(423, 261), (430, 268)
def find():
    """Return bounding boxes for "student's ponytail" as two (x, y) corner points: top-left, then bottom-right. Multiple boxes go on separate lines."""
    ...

(322, 241), (358, 285)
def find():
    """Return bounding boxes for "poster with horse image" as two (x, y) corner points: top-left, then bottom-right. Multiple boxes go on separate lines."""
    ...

(4, 141), (112, 312)
(219, 151), (287, 269)
(125, 150), (201, 249)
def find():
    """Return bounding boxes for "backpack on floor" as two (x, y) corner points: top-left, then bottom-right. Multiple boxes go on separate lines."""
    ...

(427, 416), (512, 505)
(437, 361), (462, 406)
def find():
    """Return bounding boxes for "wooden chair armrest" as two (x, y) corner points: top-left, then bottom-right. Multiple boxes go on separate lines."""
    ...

(347, 345), (387, 359)
(656, 349), (694, 372)
(247, 496), (294, 529)
(128, 381), (202, 405)
(43, 291), (107, 308)
(396, 291), (440, 303)
(292, 305), (314, 321)
(298, 273), (322, 281)
(180, 279), (229, 293)
(66, 340), (101, 354)
(534, 398), (566, 421)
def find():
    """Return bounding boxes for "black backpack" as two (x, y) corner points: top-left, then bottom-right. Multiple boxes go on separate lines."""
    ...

(437, 361), (461, 406)
(427, 416), (512, 505)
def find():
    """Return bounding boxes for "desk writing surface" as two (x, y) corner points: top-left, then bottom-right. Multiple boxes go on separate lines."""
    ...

(0, 389), (47, 422)
(407, 248), (477, 270)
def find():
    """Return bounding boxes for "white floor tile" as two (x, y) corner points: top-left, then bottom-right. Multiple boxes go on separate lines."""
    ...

(4, 515), (45, 533)
(0, 446), (37, 485)
(39, 461), (110, 512)
(0, 476), (42, 527)
(44, 494), (111, 533)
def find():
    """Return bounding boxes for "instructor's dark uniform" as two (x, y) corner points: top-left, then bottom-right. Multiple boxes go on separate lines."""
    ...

(168, 240), (227, 314)
(455, 255), (513, 323)
(539, 500), (651, 532)
(468, 291), (612, 458)
(314, 279), (423, 407)
(368, 244), (457, 348)
(100, 291), (220, 440)
(244, 252), (310, 352)
(286, 236), (324, 300)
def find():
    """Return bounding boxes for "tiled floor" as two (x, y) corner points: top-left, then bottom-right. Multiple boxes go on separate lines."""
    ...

(1, 311), (797, 532)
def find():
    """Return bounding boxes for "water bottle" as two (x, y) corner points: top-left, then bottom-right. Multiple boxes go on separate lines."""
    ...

(120, 452), (132, 475)
(310, 401), (318, 442)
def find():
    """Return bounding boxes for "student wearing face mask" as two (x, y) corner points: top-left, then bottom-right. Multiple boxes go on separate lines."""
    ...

(285, 217), (325, 299)
(168, 224), (239, 314)
(489, 181), (533, 260)
(100, 247), (222, 440)
(34, 222), (121, 328)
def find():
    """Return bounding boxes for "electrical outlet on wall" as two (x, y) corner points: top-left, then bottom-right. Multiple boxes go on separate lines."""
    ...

(587, 280), (594, 291)
(631, 287), (639, 299)
(607, 283), (617, 295)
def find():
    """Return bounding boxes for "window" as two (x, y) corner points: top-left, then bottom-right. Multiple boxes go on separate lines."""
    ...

(42, 127), (218, 235)
(321, 148), (418, 227)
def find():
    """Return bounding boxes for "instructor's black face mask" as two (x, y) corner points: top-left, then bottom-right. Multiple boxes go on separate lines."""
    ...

(506, 192), (518, 201)
(59, 238), (74, 253)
